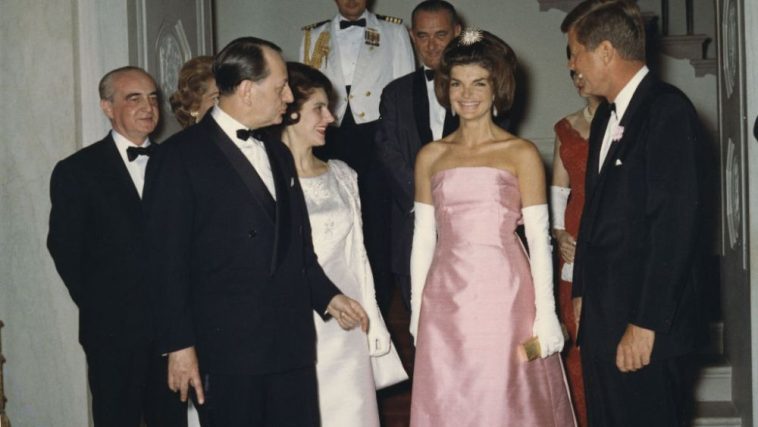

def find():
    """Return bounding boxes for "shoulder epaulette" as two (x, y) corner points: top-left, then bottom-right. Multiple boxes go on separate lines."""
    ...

(376, 14), (403, 25)
(301, 20), (329, 31)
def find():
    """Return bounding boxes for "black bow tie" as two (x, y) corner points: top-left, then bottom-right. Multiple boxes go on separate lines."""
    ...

(126, 145), (155, 162)
(339, 18), (366, 29)
(424, 69), (435, 81)
(237, 128), (264, 141)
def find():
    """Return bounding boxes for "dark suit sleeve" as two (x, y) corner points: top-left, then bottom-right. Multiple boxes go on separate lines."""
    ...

(144, 144), (196, 353)
(376, 84), (414, 208)
(633, 94), (703, 333)
(47, 160), (86, 306)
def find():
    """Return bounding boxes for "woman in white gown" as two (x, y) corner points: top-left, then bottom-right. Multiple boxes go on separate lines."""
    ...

(271, 61), (407, 427)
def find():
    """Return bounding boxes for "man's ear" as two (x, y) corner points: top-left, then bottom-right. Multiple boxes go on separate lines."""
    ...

(100, 99), (114, 120)
(599, 40), (615, 65)
(238, 80), (254, 105)
(453, 24), (462, 37)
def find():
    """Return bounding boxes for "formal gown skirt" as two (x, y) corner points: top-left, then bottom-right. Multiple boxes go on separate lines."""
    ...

(555, 117), (590, 427)
(301, 166), (380, 427)
(410, 167), (575, 427)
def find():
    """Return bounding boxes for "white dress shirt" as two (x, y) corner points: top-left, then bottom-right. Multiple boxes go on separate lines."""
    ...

(335, 11), (368, 86)
(424, 67), (447, 141)
(112, 130), (151, 198)
(211, 106), (277, 200)
(598, 66), (649, 171)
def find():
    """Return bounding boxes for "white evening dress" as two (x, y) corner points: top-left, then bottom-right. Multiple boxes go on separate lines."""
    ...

(300, 159), (407, 427)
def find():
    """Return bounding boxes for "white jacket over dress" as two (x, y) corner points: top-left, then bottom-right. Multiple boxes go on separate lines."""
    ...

(301, 159), (407, 427)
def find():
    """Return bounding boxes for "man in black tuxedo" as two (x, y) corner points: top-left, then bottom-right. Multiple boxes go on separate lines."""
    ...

(564, 1), (709, 425)
(47, 66), (186, 426)
(375, 0), (460, 311)
(145, 37), (368, 426)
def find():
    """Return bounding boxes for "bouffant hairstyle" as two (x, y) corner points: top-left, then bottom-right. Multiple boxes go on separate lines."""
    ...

(169, 56), (214, 128)
(434, 30), (517, 115)
(281, 62), (334, 127)
(264, 62), (334, 140)
(561, 0), (645, 62)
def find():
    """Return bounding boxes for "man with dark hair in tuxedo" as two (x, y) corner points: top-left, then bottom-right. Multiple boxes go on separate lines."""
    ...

(374, 0), (460, 312)
(48, 66), (187, 426)
(145, 37), (368, 426)
(564, 1), (708, 425)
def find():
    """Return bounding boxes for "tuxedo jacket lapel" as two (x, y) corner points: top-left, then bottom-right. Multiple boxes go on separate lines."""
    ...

(412, 69), (433, 145)
(207, 117), (276, 221)
(101, 135), (143, 221)
(580, 102), (612, 239)
(599, 74), (655, 174)
(264, 138), (291, 276)
(587, 102), (611, 189)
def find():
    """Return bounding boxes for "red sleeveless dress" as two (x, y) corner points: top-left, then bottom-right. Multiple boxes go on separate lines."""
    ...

(554, 117), (589, 427)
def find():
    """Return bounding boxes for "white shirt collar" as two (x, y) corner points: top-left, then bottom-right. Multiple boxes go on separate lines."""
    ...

(111, 130), (150, 161)
(611, 65), (649, 121)
(211, 105), (262, 145)
(337, 10), (368, 24)
(112, 129), (150, 149)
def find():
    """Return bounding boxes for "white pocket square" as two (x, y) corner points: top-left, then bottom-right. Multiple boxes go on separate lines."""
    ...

(290, 177), (295, 187)
(615, 159), (623, 166)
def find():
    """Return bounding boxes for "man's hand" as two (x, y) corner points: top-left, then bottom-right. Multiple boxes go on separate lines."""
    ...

(326, 294), (369, 332)
(553, 229), (577, 263)
(572, 297), (582, 337)
(616, 324), (655, 373)
(168, 346), (205, 404)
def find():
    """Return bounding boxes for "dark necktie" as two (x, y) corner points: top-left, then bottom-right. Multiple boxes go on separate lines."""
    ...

(126, 145), (154, 162)
(339, 18), (366, 29)
(424, 69), (435, 81)
(237, 128), (264, 141)
(609, 103), (616, 115)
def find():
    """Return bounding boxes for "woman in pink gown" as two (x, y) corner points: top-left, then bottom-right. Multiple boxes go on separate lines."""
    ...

(409, 30), (575, 426)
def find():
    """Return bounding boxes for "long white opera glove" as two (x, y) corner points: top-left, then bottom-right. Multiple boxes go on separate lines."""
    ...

(523, 204), (565, 357)
(549, 186), (571, 231)
(409, 202), (436, 345)
(550, 186), (574, 282)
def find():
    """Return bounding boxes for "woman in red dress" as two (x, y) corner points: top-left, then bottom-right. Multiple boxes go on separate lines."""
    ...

(550, 69), (601, 427)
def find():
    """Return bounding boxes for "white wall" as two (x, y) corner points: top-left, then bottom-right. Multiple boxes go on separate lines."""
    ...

(216, 0), (718, 160)
(0, 0), (127, 425)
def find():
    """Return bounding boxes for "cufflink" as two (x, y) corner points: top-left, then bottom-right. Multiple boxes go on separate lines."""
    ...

(615, 159), (623, 166)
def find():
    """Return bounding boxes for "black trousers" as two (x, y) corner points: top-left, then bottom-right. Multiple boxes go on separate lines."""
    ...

(315, 110), (394, 314)
(582, 351), (695, 427)
(395, 273), (411, 312)
(195, 366), (320, 427)
(85, 341), (187, 427)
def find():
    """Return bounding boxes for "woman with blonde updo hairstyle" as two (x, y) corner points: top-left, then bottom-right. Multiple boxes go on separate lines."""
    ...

(169, 56), (219, 128)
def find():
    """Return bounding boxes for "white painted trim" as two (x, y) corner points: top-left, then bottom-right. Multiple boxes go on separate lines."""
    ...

(135, 0), (149, 68)
(743, 0), (758, 423)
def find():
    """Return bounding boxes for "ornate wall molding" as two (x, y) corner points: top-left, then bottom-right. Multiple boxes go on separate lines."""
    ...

(155, 19), (192, 112)
(722, 0), (738, 98)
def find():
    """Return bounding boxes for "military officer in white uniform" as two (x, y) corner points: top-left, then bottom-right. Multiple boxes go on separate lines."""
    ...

(300, 0), (414, 313)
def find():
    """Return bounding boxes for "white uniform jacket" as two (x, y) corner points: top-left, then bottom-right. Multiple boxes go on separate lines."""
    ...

(300, 11), (415, 125)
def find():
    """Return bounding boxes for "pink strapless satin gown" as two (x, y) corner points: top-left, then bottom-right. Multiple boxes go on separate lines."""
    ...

(410, 167), (575, 427)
